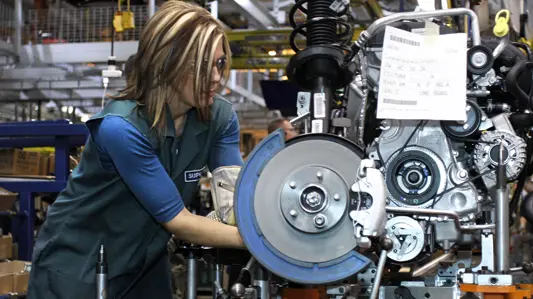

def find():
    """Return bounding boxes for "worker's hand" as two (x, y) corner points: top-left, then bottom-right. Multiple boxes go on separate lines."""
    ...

(211, 166), (241, 224)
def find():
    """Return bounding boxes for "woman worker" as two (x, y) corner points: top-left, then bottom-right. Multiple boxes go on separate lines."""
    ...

(27, 1), (245, 298)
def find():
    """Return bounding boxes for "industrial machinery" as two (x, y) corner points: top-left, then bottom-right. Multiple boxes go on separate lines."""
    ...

(225, 3), (533, 299)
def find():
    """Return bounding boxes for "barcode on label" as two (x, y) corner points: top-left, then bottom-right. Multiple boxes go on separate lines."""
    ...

(383, 98), (418, 105)
(311, 119), (323, 133)
(329, 0), (342, 12)
(389, 35), (420, 46)
(313, 93), (326, 118)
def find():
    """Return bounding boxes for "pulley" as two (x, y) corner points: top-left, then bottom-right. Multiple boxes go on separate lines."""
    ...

(467, 44), (494, 75)
(234, 132), (371, 284)
(441, 100), (483, 139)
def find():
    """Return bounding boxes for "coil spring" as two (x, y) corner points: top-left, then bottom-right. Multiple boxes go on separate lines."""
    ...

(288, 0), (353, 53)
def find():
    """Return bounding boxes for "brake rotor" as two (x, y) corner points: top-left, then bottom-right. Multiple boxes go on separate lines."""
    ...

(234, 132), (371, 284)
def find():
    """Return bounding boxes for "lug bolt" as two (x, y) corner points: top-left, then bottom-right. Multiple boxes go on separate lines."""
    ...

(305, 192), (322, 207)
(289, 181), (296, 189)
(290, 210), (297, 217)
(316, 172), (323, 179)
(333, 194), (340, 201)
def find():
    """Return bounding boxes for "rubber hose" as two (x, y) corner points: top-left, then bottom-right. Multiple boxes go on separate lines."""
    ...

(505, 60), (533, 109)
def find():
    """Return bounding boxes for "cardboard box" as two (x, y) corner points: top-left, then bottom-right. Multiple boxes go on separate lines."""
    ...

(0, 149), (41, 176)
(0, 261), (31, 294)
(11, 243), (18, 261)
(0, 188), (16, 211)
(38, 154), (49, 176)
(0, 236), (13, 260)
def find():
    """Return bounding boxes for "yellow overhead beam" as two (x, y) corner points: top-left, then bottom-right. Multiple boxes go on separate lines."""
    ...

(227, 27), (366, 69)
(226, 27), (365, 43)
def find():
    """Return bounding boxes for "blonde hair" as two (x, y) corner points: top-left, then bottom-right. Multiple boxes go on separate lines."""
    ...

(115, 0), (231, 134)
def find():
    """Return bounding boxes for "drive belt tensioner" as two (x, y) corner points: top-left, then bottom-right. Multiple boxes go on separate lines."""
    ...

(234, 131), (371, 284)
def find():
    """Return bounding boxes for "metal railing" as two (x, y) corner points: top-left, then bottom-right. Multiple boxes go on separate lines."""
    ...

(24, 5), (149, 44)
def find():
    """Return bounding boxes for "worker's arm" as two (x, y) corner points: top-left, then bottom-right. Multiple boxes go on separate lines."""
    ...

(89, 116), (244, 249)
(208, 109), (244, 170)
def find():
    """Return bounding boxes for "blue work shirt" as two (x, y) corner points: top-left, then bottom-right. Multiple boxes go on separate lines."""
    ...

(89, 109), (243, 223)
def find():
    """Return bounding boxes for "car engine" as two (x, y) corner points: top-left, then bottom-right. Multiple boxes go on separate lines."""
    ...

(208, 4), (533, 299)
(349, 20), (531, 270)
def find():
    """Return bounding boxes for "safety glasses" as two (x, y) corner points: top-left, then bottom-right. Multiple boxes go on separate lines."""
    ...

(213, 56), (227, 74)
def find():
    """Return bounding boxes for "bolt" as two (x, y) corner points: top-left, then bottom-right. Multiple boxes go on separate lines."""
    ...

(314, 214), (326, 228)
(289, 210), (297, 217)
(466, 105), (471, 112)
(289, 181), (296, 189)
(305, 191), (323, 207)
(333, 194), (340, 201)
(458, 169), (468, 179)
(316, 172), (323, 179)
(463, 123), (469, 129)
(471, 52), (487, 67)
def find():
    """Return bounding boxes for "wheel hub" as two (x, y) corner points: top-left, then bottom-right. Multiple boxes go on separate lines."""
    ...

(280, 166), (348, 234)
(234, 132), (371, 284)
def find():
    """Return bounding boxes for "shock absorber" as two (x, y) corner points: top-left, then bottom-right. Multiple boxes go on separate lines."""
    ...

(286, 0), (355, 133)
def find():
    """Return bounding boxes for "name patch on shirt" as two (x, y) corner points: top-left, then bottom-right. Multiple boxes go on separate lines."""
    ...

(184, 166), (206, 183)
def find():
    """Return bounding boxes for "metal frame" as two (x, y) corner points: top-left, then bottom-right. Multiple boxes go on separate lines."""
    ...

(0, 120), (89, 261)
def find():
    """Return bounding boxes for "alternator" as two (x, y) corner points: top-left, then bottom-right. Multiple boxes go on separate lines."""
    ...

(473, 130), (527, 184)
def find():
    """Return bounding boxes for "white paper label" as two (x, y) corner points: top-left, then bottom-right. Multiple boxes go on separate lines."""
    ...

(329, 0), (343, 12)
(376, 26), (467, 121)
(311, 119), (323, 133)
(313, 93), (326, 118)
(297, 91), (311, 116)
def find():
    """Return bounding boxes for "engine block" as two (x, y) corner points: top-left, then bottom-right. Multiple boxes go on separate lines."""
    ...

(366, 120), (483, 262)
(231, 7), (533, 299)
(369, 120), (479, 215)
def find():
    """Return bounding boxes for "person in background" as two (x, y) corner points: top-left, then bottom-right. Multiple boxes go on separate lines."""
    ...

(267, 117), (298, 140)
(27, 1), (245, 299)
